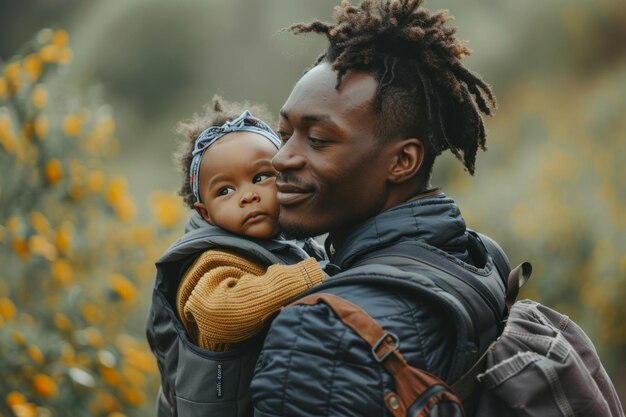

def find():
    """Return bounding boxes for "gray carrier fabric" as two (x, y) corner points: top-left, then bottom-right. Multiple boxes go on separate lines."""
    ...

(146, 222), (322, 417)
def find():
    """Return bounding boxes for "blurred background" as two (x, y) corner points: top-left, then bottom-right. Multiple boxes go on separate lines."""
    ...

(1, 0), (624, 415)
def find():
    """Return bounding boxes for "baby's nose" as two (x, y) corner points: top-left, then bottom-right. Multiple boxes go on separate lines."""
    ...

(240, 191), (260, 206)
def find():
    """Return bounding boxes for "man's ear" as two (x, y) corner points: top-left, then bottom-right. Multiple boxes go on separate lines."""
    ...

(387, 138), (424, 184)
(193, 202), (213, 224)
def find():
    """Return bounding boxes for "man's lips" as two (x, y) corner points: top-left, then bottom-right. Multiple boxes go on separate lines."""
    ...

(275, 181), (314, 205)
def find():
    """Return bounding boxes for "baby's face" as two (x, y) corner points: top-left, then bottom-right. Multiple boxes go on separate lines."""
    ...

(194, 131), (279, 239)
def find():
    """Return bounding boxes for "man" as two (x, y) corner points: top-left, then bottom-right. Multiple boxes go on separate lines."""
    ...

(250, 0), (505, 416)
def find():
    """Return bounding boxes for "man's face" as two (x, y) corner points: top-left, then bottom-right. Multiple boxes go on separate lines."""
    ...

(194, 132), (280, 239)
(273, 63), (395, 242)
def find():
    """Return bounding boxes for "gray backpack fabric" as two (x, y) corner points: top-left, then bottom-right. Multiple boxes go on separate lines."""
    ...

(146, 223), (323, 417)
(470, 299), (624, 417)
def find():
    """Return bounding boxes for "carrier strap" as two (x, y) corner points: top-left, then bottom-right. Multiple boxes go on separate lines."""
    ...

(290, 293), (464, 417)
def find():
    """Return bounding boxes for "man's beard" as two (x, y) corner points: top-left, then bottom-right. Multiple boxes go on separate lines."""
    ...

(278, 221), (319, 240)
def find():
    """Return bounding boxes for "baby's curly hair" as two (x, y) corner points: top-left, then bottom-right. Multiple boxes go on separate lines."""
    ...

(287, 0), (496, 176)
(174, 95), (275, 209)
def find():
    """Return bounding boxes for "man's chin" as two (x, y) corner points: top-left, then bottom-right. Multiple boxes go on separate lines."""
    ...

(278, 214), (329, 240)
(278, 222), (317, 240)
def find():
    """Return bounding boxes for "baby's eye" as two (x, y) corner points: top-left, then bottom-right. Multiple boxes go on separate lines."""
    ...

(217, 186), (235, 197)
(277, 130), (292, 143)
(253, 173), (273, 184)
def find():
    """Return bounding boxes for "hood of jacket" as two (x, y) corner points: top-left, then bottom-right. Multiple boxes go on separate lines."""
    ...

(328, 192), (470, 269)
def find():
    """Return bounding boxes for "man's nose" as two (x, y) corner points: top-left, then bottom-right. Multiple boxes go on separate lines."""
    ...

(240, 191), (260, 207)
(272, 139), (306, 172)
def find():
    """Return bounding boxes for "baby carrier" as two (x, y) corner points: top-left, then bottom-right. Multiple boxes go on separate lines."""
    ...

(146, 222), (323, 417)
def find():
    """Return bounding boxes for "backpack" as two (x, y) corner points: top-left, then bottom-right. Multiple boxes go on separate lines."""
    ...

(146, 224), (324, 417)
(290, 233), (624, 417)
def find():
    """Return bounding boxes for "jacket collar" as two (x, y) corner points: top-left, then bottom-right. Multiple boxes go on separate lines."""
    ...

(326, 191), (469, 268)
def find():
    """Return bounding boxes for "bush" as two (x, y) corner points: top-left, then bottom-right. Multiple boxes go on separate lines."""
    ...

(0, 29), (184, 417)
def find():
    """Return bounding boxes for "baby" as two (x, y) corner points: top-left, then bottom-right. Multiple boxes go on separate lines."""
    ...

(174, 97), (325, 352)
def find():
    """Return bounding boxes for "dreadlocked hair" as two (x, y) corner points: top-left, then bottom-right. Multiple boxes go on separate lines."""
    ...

(174, 95), (275, 208)
(287, 0), (496, 175)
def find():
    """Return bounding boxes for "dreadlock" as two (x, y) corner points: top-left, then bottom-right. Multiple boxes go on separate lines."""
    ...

(174, 95), (274, 208)
(287, 0), (496, 175)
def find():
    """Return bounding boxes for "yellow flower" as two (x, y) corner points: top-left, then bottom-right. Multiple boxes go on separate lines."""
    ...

(82, 303), (101, 324)
(34, 115), (48, 139)
(12, 237), (29, 259)
(52, 29), (69, 47)
(51, 259), (73, 285)
(68, 182), (86, 201)
(105, 176), (127, 204)
(4, 61), (21, 83)
(85, 327), (104, 348)
(39, 45), (58, 63)
(7, 215), (22, 233)
(91, 392), (121, 414)
(32, 374), (58, 397)
(6, 391), (27, 407)
(27, 345), (44, 364)
(28, 235), (57, 261)
(0, 113), (15, 151)
(100, 367), (121, 386)
(44, 159), (63, 184)
(54, 223), (73, 254)
(150, 191), (184, 228)
(54, 313), (72, 331)
(122, 365), (146, 387)
(87, 170), (106, 193)
(30, 212), (51, 235)
(63, 113), (82, 136)
(109, 274), (136, 302)
(0, 77), (7, 99)
(0, 298), (17, 320)
(11, 403), (38, 417)
(23, 54), (43, 81)
(130, 225), (153, 245)
(22, 122), (33, 139)
(115, 197), (137, 222)
(11, 330), (26, 345)
(0, 113), (11, 131)
(121, 388), (144, 407)
(58, 47), (73, 65)
(31, 85), (48, 108)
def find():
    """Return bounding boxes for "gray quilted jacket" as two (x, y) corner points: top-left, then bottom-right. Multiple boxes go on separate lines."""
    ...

(251, 193), (497, 417)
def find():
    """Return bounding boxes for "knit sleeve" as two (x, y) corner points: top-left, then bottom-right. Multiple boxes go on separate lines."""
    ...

(176, 249), (325, 352)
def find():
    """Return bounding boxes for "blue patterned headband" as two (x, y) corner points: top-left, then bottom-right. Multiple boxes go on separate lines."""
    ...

(189, 110), (281, 203)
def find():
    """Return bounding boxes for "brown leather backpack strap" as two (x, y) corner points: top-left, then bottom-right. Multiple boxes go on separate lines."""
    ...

(505, 262), (532, 310)
(290, 293), (464, 417)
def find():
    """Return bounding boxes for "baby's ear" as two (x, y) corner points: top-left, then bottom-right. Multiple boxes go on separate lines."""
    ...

(193, 202), (213, 224)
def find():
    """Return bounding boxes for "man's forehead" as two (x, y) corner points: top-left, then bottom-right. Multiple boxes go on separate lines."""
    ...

(282, 63), (378, 116)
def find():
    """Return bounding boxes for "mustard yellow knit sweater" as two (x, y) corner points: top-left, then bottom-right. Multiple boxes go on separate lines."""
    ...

(176, 249), (325, 352)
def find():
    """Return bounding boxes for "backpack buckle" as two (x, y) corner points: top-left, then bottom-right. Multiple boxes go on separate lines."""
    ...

(371, 332), (400, 363)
